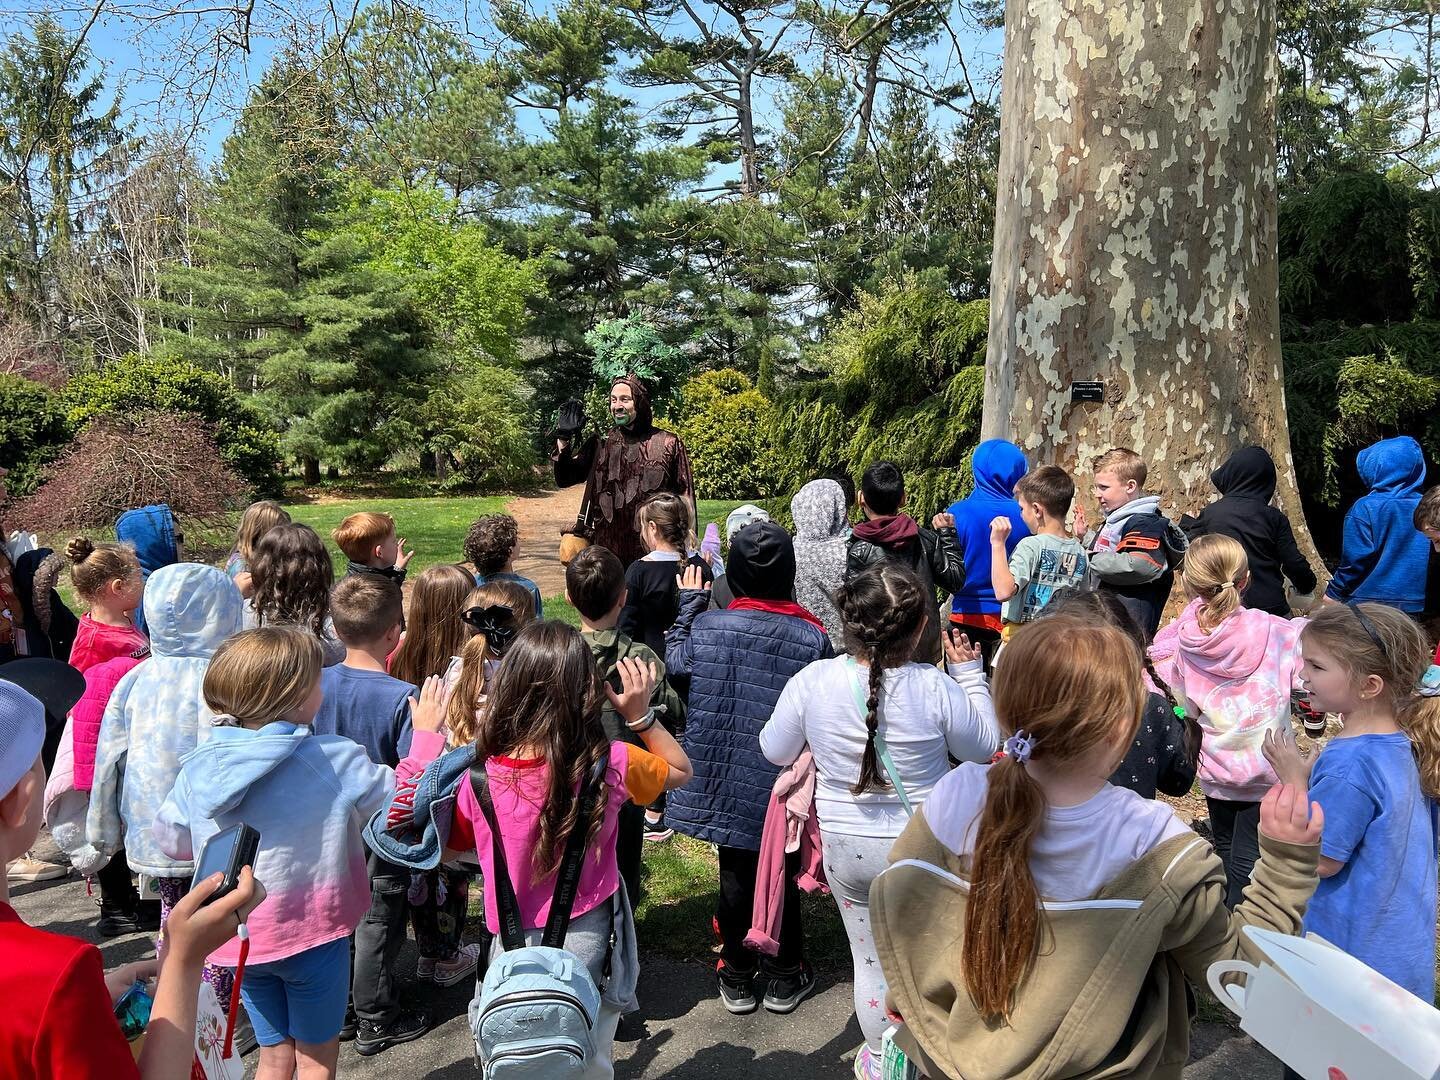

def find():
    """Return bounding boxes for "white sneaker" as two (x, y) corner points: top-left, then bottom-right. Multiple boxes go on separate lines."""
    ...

(429, 943), (482, 987)
(7, 852), (67, 882)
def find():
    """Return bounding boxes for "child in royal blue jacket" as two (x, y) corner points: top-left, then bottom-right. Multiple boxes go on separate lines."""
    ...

(1324, 435), (1431, 612)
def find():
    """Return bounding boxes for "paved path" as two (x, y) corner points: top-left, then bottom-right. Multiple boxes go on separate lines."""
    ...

(11, 867), (1280, 1078)
(504, 483), (583, 598)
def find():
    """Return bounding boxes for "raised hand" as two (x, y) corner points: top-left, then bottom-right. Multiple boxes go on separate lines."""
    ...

(605, 657), (660, 723)
(943, 627), (982, 666)
(989, 516), (1012, 544)
(1258, 782), (1323, 847)
(1262, 724), (1312, 787)
(1073, 503), (1089, 537)
(932, 512), (956, 530)
(408, 674), (448, 734)
(677, 564), (711, 592)
(396, 539), (415, 571)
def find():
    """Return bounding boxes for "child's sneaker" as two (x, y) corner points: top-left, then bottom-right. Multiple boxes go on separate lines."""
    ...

(716, 961), (758, 1014)
(428, 942), (482, 987)
(762, 962), (815, 1014)
(643, 819), (674, 842)
(354, 1009), (429, 1056)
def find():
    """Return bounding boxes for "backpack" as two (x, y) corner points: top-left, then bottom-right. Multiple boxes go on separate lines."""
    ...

(468, 755), (612, 1078)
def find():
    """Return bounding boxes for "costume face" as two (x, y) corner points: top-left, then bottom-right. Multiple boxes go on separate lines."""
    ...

(610, 384), (636, 428)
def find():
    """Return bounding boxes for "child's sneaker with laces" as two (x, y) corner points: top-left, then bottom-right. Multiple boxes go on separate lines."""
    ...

(428, 942), (482, 986)
(716, 961), (758, 1014)
(762, 962), (815, 1014)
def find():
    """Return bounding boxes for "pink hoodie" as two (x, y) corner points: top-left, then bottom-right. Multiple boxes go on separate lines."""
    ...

(1150, 600), (1306, 801)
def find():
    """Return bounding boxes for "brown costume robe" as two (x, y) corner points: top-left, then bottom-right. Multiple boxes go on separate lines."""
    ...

(553, 376), (696, 568)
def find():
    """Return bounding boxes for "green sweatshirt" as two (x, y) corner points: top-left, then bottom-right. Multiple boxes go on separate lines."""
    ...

(871, 810), (1319, 1079)
(582, 627), (685, 746)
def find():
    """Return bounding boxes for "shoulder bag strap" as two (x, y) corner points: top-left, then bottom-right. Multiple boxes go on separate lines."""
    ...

(845, 659), (914, 817)
(541, 754), (611, 949)
(468, 761), (527, 953)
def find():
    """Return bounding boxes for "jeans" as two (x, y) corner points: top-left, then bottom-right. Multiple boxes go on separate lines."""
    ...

(716, 845), (805, 975)
(1207, 796), (1262, 909)
(352, 851), (410, 1024)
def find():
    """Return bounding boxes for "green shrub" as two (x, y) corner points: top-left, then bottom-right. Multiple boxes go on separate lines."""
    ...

(769, 277), (988, 517)
(676, 369), (779, 500)
(61, 355), (283, 493)
(0, 375), (71, 499)
(420, 366), (538, 490)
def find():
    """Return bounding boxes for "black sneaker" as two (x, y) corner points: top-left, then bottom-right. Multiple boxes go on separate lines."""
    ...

(716, 962), (758, 1015)
(762, 963), (816, 1015)
(354, 1010), (428, 1056)
(97, 903), (143, 938)
(339, 1006), (358, 1042)
(135, 900), (162, 932)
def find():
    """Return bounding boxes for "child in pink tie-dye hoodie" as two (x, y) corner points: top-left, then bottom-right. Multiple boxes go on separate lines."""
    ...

(1149, 534), (1306, 908)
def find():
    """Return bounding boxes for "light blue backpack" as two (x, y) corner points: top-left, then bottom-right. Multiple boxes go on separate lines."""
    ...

(468, 756), (611, 1078)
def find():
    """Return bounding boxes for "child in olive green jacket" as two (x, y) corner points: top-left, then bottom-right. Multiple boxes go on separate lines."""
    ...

(871, 615), (1320, 1080)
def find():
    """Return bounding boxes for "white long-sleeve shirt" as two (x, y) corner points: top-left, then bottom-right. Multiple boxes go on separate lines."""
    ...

(760, 656), (998, 837)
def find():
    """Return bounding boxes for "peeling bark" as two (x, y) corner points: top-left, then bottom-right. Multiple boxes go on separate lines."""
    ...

(981, 0), (1319, 567)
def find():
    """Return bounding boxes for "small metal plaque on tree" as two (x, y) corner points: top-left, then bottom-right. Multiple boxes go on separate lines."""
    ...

(1071, 381), (1104, 402)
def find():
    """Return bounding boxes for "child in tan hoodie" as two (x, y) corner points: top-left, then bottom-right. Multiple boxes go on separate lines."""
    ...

(870, 614), (1322, 1080)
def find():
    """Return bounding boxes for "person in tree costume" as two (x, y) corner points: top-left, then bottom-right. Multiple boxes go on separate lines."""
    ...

(553, 375), (696, 568)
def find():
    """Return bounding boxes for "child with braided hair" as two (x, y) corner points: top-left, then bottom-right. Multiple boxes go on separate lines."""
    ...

(760, 562), (998, 1080)
(1149, 533), (1307, 908)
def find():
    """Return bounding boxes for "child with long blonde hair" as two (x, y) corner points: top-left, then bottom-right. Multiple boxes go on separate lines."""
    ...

(226, 501), (292, 598)
(388, 563), (473, 686)
(1265, 602), (1440, 1003)
(1149, 533), (1306, 907)
(870, 616), (1322, 1079)
(442, 579), (538, 745)
(154, 627), (404, 1080)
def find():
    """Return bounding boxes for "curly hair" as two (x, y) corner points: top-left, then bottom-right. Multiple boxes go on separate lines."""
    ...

(250, 523), (334, 640)
(834, 561), (928, 795)
(464, 514), (519, 577)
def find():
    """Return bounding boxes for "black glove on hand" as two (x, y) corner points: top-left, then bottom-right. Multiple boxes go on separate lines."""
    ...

(549, 399), (585, 443)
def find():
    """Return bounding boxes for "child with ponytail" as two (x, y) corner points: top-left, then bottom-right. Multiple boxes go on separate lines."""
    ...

(760, 562), (997, 1080)
(441, 580), (537, 744)
(1149, 533), (1306, 907)
(1264, 602), (1440, 1003)
(870, 616), (1323, 1080)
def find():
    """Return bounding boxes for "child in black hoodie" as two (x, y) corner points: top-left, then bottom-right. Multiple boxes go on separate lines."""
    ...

(1180, 446), (1316, 617)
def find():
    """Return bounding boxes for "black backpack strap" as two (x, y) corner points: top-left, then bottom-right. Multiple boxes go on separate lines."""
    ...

(541, 754), (611, 949)
(469, 761), (527, 953)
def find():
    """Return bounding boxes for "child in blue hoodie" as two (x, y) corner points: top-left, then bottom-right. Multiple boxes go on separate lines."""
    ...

(114, 504), (181, 636)
(945, 440), (1030, 667)
(154, 627), (404, 1079)
(1324, 435), (1431, 613)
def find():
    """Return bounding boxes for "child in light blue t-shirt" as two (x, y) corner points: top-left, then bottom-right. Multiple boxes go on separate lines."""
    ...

(1264, 602), (1439, 1002)
(989, 465), (1088, 639)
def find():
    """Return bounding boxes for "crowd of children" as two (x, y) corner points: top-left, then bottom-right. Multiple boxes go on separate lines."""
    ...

(1, 432), (1438, 1080)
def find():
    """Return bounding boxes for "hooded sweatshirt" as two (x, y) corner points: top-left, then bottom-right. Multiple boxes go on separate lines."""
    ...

(1180, 447), (1317, 617)
(153, 722), (394, 966)
(791, 480), (850, 649)
(1150, 599), (1306, 802)
(86, 563), (242, 878)
(946, 440), (1030, 621)
(115, 504), (179, 636)
(1089, 494), (1189, 639)
(870, 773), (1318, 1080)
(1325, 435), (1431, 611)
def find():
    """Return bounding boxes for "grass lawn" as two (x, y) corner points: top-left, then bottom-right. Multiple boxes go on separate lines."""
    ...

(284, 495), (510, 579)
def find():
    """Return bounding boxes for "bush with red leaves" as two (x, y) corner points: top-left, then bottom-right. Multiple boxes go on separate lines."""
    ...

(14, 409), (252, 533)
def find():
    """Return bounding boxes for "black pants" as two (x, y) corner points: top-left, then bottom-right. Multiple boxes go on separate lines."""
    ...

(716, 845), (804, 975)
(1207, 797), (1262, 909)
(616, 801), (644, 907)
(351, 851), (410, 1024)
(957, 624), (1004, 675)
(97, 850), (137, 908)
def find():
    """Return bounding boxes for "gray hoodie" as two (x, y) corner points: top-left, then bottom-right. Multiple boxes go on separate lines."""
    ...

(791, 479), (850, 649)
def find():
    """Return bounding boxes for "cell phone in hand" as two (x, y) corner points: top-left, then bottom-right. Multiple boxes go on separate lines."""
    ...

(190, 823), (259, 904)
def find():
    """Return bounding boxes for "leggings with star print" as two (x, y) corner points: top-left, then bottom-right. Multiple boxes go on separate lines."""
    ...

(820, 829), (897, 1053)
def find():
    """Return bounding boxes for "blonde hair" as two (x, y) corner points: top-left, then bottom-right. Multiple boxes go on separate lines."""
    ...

(444, 581), (538, 746)
(1302, 604), (1440, 796)
(203, 627), (322, 730)
(233, 501), (291, 562)
(332, 511), (396, 563)
(963, 616), (1145, 1023)
(1180, 534), (1248, 631)
(1091, 447), (1147, 487)
(65, 537), (141, 602)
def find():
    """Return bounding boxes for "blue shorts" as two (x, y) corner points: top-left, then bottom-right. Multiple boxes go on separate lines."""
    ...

(238, 937), (350, 1046)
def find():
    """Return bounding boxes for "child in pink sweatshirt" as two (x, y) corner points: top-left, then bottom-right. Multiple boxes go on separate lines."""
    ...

(1150, 534), (1305, 908)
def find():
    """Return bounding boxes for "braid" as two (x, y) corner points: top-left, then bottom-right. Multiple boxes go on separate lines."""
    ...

(839, 563), (928, 796)
(1145, 654), (1201, 767)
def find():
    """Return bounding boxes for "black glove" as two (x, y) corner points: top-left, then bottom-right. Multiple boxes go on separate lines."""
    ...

(549, 399), (585, 443)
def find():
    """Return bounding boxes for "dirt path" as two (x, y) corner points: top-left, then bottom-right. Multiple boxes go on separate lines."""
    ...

(504, 483), (584, 598)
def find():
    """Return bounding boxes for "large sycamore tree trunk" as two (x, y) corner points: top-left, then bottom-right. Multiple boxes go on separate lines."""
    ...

(981, 0), (1320, 567)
